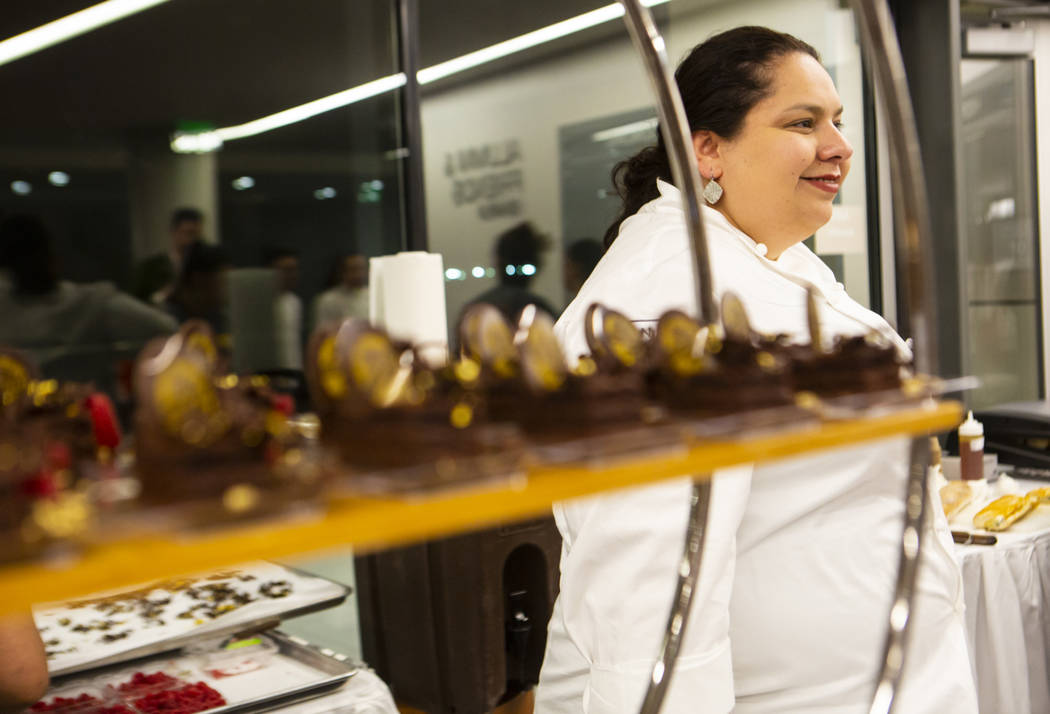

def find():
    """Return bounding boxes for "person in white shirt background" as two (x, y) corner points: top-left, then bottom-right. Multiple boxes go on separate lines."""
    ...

(535, 26), (977, 714)
(311, 253), (370, 330)
(268, 247), (303, 371)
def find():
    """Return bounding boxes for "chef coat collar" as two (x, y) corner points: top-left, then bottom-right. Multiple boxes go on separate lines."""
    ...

(655, 179), (773, 260)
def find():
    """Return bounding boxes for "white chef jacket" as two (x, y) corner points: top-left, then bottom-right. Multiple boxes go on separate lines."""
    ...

(535, 181), (977, 714)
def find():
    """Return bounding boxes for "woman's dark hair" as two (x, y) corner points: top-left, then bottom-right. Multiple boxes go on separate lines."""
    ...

(603, 26), (820, 247)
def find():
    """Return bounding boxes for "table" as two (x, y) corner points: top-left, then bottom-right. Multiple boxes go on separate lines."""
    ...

(954, 479), (1050, 714)
(272, 667), (398, 713)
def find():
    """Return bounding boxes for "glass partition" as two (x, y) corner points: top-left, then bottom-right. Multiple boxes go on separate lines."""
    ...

(0, 0), (403, 404)
(959, 57), (1042, 408)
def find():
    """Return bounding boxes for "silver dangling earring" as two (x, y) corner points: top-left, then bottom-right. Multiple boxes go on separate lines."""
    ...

(703, 176), (723, 205)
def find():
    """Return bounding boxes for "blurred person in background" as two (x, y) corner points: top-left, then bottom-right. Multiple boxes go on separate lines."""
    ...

(163, 240), (230, 335)
(0, 214), (175, 395)
(267, 248), (303, 371)
(311, 253), (369, 330)
(466, 221), (558, 323)
(562, 238), (604, 303)
(132, 207), (204, 305)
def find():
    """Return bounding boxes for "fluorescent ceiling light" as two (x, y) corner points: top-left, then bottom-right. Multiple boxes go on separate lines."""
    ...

(417, 4), (625, 84)
(592, 117), (658, 143)
(215, 73), (407, 143)
(173, 0), (669, 153)
(0, 0), (172, 68)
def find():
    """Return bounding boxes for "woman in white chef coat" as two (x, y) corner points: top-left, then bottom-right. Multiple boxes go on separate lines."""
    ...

(535, 26), (977, 714)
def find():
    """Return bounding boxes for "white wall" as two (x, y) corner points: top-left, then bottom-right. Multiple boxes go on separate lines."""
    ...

(420, 0), (868, 328)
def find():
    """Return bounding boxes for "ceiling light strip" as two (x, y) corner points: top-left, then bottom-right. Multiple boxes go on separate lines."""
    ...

(214, 73), (407, 142)
(174, 0), (670, 151)
(0, 0), (172, 68)
(417, 4), (626, 84)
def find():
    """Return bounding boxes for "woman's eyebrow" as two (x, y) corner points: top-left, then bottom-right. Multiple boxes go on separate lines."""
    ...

(780, 103), (845, 117)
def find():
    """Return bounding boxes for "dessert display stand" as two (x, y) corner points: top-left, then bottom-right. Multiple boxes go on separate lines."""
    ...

(0, 1), (963, 713)
(616, 0), (947, 712)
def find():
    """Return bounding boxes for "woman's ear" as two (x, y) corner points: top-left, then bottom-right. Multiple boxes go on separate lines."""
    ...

(692, 130), (722, 178)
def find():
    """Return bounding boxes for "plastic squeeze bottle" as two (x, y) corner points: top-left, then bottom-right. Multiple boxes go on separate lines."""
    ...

(958, 411), (985, 481)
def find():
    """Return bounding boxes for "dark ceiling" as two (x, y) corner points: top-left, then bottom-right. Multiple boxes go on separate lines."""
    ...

(0, 0), (614, 154)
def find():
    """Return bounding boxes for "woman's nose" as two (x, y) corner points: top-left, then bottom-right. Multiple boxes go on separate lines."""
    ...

(818, 124), (854, 163)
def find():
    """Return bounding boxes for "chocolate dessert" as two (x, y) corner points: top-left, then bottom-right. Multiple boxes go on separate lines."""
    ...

(787, 334), (904, 398)
(0, 349), (117, 558)
(785, 287), (905, 398)
(459, 303), (647, 440)
(307, 318), (518, 475)
(647, 295), (794, 417)
(132, 325), (314, 510)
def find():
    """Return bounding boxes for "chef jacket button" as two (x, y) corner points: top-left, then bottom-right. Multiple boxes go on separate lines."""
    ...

(755, 243), (768, 257)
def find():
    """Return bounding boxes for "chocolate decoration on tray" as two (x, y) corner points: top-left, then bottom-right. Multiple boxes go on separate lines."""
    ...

(782, 285), (907, 399)
(459, 303), (518, 379)
(308, 317), (522, 483)
(132, 324), (318, 511)
(467, 304), (648, 441)
(584, 304), (646, 371)
(0, 349), (119, 560)
(514, 305), (569, 393)
(648, 295), (794, 417)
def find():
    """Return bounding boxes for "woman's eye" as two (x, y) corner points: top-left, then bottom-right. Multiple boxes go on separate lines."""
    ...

(791, 119), (814, 129)
(834, 120), (846, 130)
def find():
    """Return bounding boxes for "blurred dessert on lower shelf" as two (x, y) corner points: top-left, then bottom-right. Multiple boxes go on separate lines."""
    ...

(0, 348), (120, 560)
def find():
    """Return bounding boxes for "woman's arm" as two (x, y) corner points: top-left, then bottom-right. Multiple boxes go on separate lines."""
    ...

(0, 612), (49, 712)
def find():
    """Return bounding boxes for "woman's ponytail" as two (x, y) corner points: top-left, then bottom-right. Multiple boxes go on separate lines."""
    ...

(602, 140), (671, 248)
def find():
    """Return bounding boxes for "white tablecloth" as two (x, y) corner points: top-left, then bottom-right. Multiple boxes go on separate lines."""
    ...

(955, 479), (1050, 714)
(273, 667), (398, 713)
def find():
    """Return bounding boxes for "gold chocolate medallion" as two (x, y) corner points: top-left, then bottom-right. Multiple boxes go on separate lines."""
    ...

(584, 304), (643, 368)
(153, 357), (225, 446)
(0, 352), (32, 407)
(317, 334), (347, 400)
(179, 320), (218, 368)
(347, 331), (401, 405)
(657, 311), (706, 376)
(460, 304), (517, 378)
(515, 305), (567, 392)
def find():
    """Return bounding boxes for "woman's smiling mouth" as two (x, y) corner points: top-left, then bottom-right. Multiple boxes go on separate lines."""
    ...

(800, 174), (841, 193)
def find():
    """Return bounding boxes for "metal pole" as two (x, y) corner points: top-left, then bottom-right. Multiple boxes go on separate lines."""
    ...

(637, 480), (712, 714)
(848, 1), (939, 710)
(613, 3), (718, 711)
(394, 0), (429, 252)
(849, 0), (939, 377)
(868, 438), (932, 714)
(617, 0), (716, 328)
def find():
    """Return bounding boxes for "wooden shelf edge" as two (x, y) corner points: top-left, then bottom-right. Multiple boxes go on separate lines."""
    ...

(0, 400), (962, 613)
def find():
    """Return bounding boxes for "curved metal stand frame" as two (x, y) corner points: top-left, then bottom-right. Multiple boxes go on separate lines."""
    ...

(616, 2), (938, 713)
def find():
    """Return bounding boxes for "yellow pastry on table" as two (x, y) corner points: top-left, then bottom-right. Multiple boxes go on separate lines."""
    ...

(940, 481), (974, 520)
(972, 494), (1037, 532)
(1026, 486), (1050, 504)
